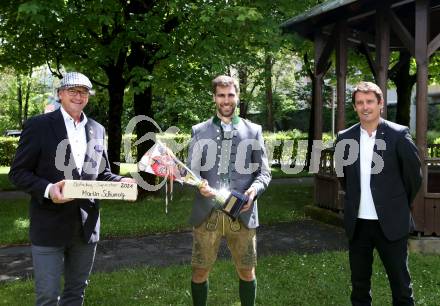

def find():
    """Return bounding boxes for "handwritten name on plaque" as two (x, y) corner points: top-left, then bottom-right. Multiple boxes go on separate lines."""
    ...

(63, 180), (137, 201)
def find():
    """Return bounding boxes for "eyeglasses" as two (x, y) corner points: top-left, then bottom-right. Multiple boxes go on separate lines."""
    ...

(66, 88), (90, 98)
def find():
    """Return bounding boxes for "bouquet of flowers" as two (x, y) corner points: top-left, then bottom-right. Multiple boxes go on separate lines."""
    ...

(138, 141), (248, 219)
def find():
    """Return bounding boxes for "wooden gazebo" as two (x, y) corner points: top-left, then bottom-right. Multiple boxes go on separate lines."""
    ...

(281, 0), (440, 236)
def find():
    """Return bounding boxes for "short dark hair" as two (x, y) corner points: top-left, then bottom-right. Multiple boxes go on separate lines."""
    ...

(212, 75), (239, 95)
(351, 81), (383, 104)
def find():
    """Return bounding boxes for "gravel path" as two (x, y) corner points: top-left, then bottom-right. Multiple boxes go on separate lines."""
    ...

(0, 219), (346, 282)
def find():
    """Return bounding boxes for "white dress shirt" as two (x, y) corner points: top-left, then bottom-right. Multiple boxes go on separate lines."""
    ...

(44, 107), (88, 198)
(358, 127), (379, 220)
(60, 106), (88, 173)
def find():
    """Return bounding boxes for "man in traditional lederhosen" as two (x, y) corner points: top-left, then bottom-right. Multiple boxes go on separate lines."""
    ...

(187, 75), (271, 306)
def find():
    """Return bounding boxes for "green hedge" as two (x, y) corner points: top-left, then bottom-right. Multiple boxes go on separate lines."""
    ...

(120, 133), (191, 163)
(0, 137), (19, 166)
(2, 131), (440, 167)
(119, 131), (330, 166)
(263, 130), (335, 167)
(0, 132), (315, 167)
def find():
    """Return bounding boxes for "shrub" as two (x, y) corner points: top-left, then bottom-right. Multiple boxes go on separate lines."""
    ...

(427, 130), (440, 144)
(121, 131), (314, 166)
(120, 133), (191, 163)
(7, 130), (438, 167)
(0, 137), (19, 166)
(0, 132), (333, 167)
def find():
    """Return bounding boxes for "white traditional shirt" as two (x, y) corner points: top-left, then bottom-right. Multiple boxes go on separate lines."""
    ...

(358, 126), (379, 220)
(221, 121), (233, 132)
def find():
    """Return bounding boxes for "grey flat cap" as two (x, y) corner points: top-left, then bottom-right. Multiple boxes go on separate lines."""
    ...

(59, 72), (93, 90)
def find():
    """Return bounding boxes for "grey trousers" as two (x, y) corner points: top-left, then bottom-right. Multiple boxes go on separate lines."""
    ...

(31, 232), (97, 306)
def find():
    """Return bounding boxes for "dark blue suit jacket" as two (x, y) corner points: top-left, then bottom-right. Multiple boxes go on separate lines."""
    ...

(335, 119), (422, 241)
(9, 109), (122, 246)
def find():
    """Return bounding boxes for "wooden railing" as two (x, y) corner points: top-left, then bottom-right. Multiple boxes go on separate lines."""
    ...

(318, 148), (335, 176)
(314, 144), (440, 213)
(428, 143), (440, 158)
(314, 147), (343, 211)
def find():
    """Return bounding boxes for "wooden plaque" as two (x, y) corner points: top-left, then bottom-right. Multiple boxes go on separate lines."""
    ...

(63, 180), (137, 201)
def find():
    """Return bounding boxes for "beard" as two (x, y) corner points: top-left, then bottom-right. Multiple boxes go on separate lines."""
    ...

(217, 103), (236, 118)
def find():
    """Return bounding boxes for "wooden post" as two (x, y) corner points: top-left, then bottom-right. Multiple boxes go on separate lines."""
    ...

(314, 32), (325, 141)
(413, 0), (430, 231)
(375, 3), (390, 118)
(335, 20), (347, 132)
(313, 27), (336, 141)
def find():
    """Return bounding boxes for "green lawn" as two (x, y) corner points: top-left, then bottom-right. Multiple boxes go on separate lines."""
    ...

(1, 252), (439, 305)
(119, 163), (313, 179)
(1, 166), (439, 305)
(0, 184), (313, 245)
(0, 162), (312, 245)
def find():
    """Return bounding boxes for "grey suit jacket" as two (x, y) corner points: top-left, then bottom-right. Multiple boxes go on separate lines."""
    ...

(187, 116), (271, 228)
(335, 119), (422, 241)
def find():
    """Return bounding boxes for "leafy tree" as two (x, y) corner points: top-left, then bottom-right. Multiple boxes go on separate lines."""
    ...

(0, 0), (128, 172)
(0, 0), (330, 176)
(0, 68), (49, 132)
(228, 0), (321, 128)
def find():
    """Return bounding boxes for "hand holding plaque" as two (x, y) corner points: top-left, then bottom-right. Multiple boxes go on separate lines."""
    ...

(63, 180), (137, 201)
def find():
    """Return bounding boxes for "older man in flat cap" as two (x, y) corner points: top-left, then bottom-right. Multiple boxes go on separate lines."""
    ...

(9, 72), (134, 306)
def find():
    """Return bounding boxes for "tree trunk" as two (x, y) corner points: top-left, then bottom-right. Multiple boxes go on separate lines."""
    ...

(238, 66), (248, 118)
(133, 83), (157, 195)
(105, 68), (125, 175)
(395, 81), (413, 126)
(24, 69), (32, 122)
(389, 50), (416, 126)
(127, 42), (157, 194)
(133, 85), (155, 162)
(16, 74), (23, 128)
(265, 54), (274, 131)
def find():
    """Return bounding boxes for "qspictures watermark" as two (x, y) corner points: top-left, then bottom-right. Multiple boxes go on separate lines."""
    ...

(54, 116), (386, 191)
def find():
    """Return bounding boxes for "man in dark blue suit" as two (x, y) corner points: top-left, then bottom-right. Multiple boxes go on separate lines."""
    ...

(334, 82), (422, 306)
(9, 72), (134, 306)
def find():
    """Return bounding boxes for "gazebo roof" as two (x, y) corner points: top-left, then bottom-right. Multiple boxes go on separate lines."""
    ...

(281, 0), (358, 31)
(281, 0), (440, 50)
